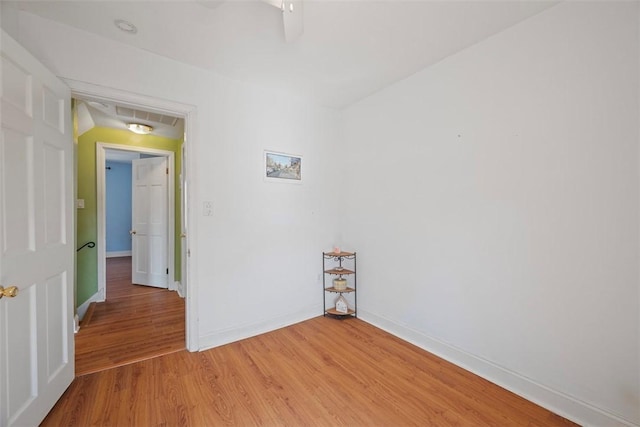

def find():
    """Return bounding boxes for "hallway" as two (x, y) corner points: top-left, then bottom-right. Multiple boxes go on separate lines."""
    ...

(75, 257), (185, 376)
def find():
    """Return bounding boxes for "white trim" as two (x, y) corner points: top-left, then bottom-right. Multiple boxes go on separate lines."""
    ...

(95, 145), (107, 298)
(97, 143), (175, 294)
(175, 281), (185, 298)
(65, 78), (194, 118)
(183, 108), (198, 352)
(76, 291), (102, 321)
(66, 78), (199, 352)
(106, 250), (132, 258)
(358, 309), (638, 427)
(198, 305), (318, 351)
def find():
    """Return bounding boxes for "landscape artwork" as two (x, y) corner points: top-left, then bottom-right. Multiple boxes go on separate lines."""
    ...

(264, 151), (302, 182)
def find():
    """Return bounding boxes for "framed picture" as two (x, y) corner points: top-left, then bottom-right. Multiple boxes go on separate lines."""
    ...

(264, 150), (302, 183)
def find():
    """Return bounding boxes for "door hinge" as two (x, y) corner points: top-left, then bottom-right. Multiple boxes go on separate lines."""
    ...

(166, 268), (169, 274)
(166, 168), (169, 175)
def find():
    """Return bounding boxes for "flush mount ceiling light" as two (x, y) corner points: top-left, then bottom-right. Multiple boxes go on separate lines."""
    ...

(114, 19), (138, 34)
(127, 123), (153, 135)
(263, 0), (303, 42)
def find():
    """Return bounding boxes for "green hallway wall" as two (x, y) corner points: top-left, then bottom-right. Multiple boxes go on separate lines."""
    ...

(76, 127), (183, 307)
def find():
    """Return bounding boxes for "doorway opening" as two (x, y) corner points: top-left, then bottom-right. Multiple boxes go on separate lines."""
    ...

(75, 121), (186, 374)
(98, 143), (177, 295)
(69, 80), (198, 355)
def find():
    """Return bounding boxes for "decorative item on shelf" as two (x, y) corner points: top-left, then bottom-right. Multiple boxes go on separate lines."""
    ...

(333, 246), (340, 254)
(333, 277), (347, 291)
(335, 295), (349, 314)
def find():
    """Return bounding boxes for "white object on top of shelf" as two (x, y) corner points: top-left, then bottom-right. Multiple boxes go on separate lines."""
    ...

(335, 295), (348, 313)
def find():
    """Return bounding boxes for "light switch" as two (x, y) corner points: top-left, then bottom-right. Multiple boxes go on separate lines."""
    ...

(76, 199), (85, 209)
(203, 201), (213, 216)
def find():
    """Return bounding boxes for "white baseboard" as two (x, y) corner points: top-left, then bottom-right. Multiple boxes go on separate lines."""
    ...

(106, 250), (131, 258)
(175, 281), (184, 298)
(76, 291), (103, 321)
(198, 305), (319, 351)
(358, 309), (637, 427)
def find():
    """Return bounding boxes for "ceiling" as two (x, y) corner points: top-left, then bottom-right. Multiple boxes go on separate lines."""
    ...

(76, 99), (185, 139)
(12, 0), (558, 109)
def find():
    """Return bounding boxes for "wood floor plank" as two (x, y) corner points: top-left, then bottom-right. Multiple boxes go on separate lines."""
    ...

(44, 316), (576, 426)
(74, 256), (185, 376)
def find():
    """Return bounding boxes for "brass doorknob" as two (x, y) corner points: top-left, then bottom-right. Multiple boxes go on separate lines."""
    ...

(0, 286), (19, 299)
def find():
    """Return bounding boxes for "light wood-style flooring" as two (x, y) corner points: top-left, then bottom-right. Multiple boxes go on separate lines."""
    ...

(44, 314), (575, 426)
(74, 256), (185, 376)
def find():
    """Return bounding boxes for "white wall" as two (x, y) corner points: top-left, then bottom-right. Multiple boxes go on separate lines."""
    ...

(343, 2), (639, 426)
(7, 11), (342, 349)
(0, 2), (19, 39)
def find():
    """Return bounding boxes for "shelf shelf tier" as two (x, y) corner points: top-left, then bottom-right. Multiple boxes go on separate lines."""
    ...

(323, 251), (356, 259)
(324, 287), (355, 293)
(325, 308), (356, 316)
(324, 268), (355, 275)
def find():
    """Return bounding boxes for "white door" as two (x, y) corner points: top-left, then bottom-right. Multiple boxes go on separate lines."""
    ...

(131, 157), (168, 288)
(0, 30), (74, 426)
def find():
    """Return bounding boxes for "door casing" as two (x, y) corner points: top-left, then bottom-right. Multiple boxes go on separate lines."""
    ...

(98, 144), (175, 292)
(67, 78), (199, 352)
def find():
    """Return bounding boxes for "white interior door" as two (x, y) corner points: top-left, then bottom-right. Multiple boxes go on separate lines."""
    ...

(131, 157), (168, 288)
(0, 30), (74, 426)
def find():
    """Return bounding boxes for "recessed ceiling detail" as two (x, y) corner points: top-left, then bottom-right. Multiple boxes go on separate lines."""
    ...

(116, 106), (180, 127)
(114, 19), (137, 34)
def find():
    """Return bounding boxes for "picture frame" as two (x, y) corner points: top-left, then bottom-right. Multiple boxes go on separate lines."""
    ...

(264, 150), (302, 183)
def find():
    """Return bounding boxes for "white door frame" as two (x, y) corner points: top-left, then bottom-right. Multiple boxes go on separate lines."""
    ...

(98, 144), (174, 290)
(66, 78), (199, 352)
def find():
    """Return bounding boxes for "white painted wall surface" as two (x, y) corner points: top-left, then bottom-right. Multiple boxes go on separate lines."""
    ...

(9, 11), (342, 349)
(343, 2), (639, 425)
(0, 2), (19, 39)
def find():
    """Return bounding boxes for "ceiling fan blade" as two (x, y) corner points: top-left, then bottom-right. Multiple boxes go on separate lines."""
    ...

(262, 0), (303, 43)
(282, 0), (303, 43)
(262, 0), (282, 9)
